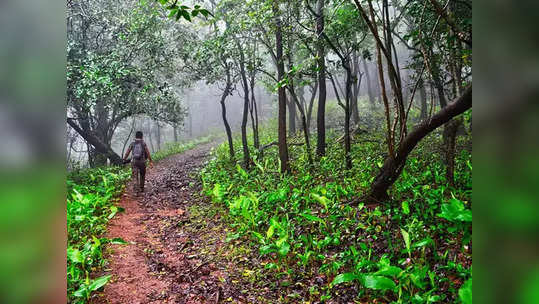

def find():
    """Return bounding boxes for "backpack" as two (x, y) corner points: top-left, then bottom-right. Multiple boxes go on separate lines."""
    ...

(132, 141), (146, 161)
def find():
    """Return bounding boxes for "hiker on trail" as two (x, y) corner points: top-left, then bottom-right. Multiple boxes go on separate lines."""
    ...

(123, 131), (153, 192)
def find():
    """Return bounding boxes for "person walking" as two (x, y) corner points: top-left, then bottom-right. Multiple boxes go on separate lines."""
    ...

(123, 131), (153, 192)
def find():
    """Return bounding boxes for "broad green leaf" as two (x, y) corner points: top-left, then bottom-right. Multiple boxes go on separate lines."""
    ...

(375, 265), (404, 278)
(88, 274), (112, 291)
(438, 199), (472, 222)
(459, 278), (472, 304)
(362, 275), (396, 291)
(331, 272), (360, 287)
(401, 228), (411, 254)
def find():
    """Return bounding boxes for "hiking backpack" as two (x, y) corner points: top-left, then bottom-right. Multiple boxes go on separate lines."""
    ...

(132, 141), (145, 161)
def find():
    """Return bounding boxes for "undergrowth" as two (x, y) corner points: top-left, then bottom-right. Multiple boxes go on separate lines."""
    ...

(67, 136), (214, 303)
(67, 167), (130, 303)
(200, 120), (472, 303)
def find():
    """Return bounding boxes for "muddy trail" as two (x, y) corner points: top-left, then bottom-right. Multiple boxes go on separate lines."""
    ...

(93, 142), (275, 304)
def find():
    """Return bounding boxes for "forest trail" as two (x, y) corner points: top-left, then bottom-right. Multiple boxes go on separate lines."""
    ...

(93, 142), (271, 304)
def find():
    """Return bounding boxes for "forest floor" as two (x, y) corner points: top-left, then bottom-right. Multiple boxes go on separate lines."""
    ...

(93, 142), (275, 304)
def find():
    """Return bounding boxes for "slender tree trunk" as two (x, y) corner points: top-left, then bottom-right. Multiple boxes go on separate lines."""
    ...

(287, 96), (297, 136)
(121, 118), (135, 157)
(368, 86), (471, 201)
(363, 58), (376, 110)
(239, 70), (251, 168)
(419, 79), (427, 121)
(173, 124), (179, 142)
(220, 81), (235, 160)
(250, 73), (260, 149)
(156, 122), (161, 151)
(344, 69), (352, 169)
(351, 52), (360, 125)
(315, 0), (327, 157)
(286, 51), (313, 165)
(273, 0), (289, 173)
(306, 81), (318, 131)
(443, 118), (460, 186)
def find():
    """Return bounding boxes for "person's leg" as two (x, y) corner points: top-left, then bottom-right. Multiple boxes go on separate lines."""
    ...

(139, 163), (146, 191)
(132, 164), (139, 192)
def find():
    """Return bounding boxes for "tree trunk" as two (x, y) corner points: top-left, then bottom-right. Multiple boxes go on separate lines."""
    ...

(351, 52), (360, 125)
(173, 124), (179, 142)
(220, 83), (235, 160)
(250, 73), (260, 149)
(419, 79), (427, 121)
(287, 96), (297, 136)
(315, 0), (327, 157)
(286, 51), (313, 165)
(67, 118), (123, 165)
(443, 118), (461, 186)
(306, 81), (318, 130)
(363, 58), (376, 110)
(156, 122), (161, 151)
(273, 0), (289, 173)
(368, 85), (471, 202)
(237, 50), (251, 168)
(344, 69), (352, 169)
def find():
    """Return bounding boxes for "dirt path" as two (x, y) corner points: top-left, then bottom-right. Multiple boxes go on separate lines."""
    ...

(92, 142), (273, 304)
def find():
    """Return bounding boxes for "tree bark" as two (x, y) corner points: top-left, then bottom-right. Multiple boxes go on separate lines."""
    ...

(219, 82), (235, 160)
(367, 85), (471, 202)
(67, 118), (123, 165)
(156, 122), (161, 151)
(362, 58), (376, 110)
(419, 79), (427, 121)
(351, 52), (360, 125)
(237, 40), (251, 169)
(273, 0), (289, 173)
(287, 96), (297, 136)
(173, 123), (179, 142)
(306, 80), (318, 130)
(249, 71), (260, 149)
(315, 0), (327, 157)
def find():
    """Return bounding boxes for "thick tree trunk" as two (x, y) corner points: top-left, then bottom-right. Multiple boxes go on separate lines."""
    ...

(273, 0), (289, 173)
(67, 118), (123, 165)
(315, 0), (327, 157)
(368, 85), (471, 201)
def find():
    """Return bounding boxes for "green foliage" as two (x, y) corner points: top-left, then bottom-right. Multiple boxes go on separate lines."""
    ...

(438, 198), (472, 222)
(151, 135), (213, 161)
(154, 0), (211, 22)
(67, 167), (130, 303)
(200, 123), (472, 302)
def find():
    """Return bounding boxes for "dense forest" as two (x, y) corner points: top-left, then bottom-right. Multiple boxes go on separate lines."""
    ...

(66, 0), (472, 303)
